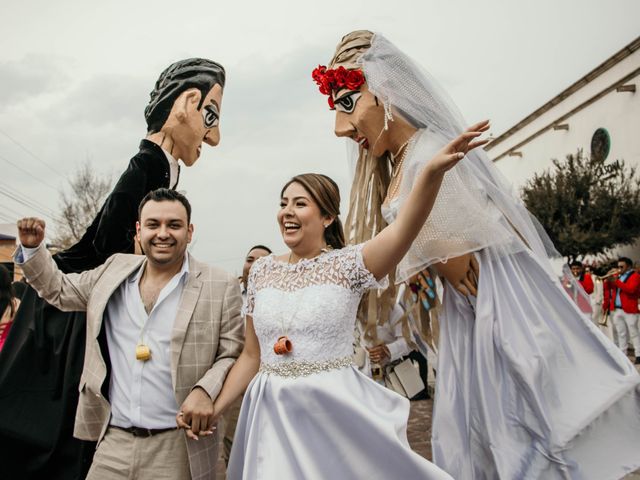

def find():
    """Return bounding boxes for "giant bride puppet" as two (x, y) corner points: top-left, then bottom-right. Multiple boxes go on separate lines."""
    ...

(313, 30), (640, 479)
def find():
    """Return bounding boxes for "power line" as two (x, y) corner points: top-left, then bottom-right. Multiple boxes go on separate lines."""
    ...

(0, 187), (55, 220)
(0, 194), (40, 224)
(0, 152), (59, 191)
(0, 180), (57, 215)
(0, 202), (28, 219)
(0, 128), (63, 179)
(0, 191), (54, 220)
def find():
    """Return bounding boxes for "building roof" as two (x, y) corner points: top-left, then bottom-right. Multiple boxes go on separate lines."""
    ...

(485, 35), (640, 157)
(0, 224), (17, 240)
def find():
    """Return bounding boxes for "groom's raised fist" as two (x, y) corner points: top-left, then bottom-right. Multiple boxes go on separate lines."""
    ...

(17, 217), (46, 248)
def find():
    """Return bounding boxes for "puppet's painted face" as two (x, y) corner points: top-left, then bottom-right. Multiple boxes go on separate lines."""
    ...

(173, 83), (223, 166)
(332, 84), (389, 157)
(312, 65), (389, 156)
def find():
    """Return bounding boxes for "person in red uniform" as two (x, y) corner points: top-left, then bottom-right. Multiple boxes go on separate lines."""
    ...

(570, 260), (594, 294)
(566, 260), (594, 313)
(603, 257), (640, 365)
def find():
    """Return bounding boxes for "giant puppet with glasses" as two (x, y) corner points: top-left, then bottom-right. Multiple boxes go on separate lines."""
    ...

(0, 58), (226, 480)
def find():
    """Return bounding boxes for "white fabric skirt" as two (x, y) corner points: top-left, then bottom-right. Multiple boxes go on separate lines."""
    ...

(227, 366), (452, 479)
(432, 248), (640, 480)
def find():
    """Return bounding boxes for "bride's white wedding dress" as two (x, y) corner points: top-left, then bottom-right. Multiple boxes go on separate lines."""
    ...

(227, 245), (452, 479)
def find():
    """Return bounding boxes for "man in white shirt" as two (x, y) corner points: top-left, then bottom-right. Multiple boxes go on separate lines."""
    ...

(356, 285), (432, 400)
(360, 303), (412, 375)
(15, 189), (243, 480)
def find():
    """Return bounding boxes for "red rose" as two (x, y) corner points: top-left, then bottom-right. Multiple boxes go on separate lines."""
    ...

(319, 82), (330, 95)
(334, 66), (348, 87)
(324, 69), (336, 87)
(345, 69), (365, 90)
(310, 64), (365, 108)
(312, 65), (326, 83)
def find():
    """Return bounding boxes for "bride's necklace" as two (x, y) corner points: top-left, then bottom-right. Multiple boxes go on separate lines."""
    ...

(273, 247), (327, 355)
(387, 136), (414, 201)
(390, 137), (411, 171)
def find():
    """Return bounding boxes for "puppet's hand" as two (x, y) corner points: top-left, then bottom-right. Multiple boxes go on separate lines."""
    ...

(425, 120), (490, 175)
(434, 253), (479, 297)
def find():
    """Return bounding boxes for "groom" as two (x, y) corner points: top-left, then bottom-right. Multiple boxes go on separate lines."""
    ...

(15, 189), (243, 480)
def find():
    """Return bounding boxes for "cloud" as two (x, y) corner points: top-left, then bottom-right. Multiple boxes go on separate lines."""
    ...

(207, 45), (337, 164)
(0, 54), (69, 109)
(45, 74), (149, 128)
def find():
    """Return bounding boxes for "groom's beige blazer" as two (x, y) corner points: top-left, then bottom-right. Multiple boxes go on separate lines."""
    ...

(19, 245), (244, 480)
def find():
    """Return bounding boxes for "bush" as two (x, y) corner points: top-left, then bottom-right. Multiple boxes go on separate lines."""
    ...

(522, 149), (640, 262)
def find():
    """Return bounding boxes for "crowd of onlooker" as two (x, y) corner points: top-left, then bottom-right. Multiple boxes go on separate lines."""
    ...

(570, 257), (640, 365)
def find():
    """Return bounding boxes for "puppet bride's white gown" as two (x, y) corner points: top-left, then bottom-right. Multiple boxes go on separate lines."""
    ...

(382, 129), (640, 480)
(226, 245), (452, 480)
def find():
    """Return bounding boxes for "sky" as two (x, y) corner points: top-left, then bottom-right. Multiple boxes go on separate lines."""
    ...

(1, 0), (639, 274)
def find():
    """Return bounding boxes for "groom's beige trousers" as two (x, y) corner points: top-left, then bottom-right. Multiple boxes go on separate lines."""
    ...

(87, 426), (192, 480)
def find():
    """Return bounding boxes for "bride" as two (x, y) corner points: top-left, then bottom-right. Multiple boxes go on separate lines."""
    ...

(207, 125), (488, 479)
(314, 30), (640, 479)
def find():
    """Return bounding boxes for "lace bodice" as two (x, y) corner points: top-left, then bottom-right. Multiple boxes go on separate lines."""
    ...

(245, 244), (388, 365)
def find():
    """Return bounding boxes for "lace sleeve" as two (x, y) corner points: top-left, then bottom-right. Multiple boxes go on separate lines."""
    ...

(342, 244), (389, 294)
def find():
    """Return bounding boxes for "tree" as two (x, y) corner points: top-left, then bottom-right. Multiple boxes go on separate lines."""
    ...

(52, 162), (113, 249)
(522, 149), (640, 263)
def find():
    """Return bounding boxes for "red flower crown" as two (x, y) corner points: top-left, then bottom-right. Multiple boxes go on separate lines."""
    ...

(312, 65), (365, 109)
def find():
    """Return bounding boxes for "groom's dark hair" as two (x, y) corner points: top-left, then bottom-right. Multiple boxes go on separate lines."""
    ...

(138, 188), (192, 223)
